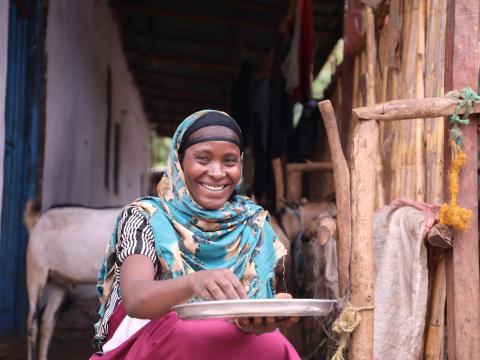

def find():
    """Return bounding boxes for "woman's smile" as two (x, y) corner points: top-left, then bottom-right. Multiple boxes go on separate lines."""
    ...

(200, 183), (228, 192)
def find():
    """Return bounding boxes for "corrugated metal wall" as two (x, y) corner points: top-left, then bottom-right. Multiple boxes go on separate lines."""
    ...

(0, 0), (44, 336)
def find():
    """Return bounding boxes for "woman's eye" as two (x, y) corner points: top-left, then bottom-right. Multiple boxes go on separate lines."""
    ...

(224, 158), (238, 166)
(195, 155), (209, 163)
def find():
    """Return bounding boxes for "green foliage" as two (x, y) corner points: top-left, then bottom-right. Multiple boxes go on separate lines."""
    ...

(312, 39), (344, 99)
(149, 131), (172, 169)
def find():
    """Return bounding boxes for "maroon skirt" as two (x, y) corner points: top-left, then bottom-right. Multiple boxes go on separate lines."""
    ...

(90, 306), (300, 360)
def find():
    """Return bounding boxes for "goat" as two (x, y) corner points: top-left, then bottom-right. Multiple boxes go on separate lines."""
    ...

(279, 201), (337, 242)
(25, 203), (121, 360)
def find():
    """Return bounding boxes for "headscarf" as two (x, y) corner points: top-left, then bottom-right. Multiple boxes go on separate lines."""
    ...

(96, 110), (287, 308)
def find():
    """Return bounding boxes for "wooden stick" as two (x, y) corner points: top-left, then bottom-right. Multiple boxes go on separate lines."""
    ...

(415, 0), (426, 202)
(272, 158), (285, 210)
(424, 252), (447, 359)
(366, 6), (386, 209)
(285, 162), (333, 173)
(353, 96), (480, 121)
(318, 100), (351, 299)
(349, 119), (377, 360)
(285, 170), (302, 205)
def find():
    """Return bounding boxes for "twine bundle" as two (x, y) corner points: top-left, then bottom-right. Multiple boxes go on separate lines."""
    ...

(330, 304), (375, 360)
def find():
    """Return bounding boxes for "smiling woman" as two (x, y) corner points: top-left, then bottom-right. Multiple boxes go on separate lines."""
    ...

(90, 110), (300, 360)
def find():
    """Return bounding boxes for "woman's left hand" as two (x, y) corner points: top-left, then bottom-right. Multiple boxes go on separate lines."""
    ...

(234, 293), (299, 335)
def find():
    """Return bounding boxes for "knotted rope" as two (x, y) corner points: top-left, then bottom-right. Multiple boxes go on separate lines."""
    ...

(440, 88), (477, 231)
(330, 303), (375, 360)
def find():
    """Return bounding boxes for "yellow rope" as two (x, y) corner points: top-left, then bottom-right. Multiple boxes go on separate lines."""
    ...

(330, 303), (375, 360)
(439, 141), (472, 231)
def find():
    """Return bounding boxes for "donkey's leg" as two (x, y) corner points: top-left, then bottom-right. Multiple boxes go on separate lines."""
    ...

(38, 283), (66, 360)
(26, 248), (48, 360)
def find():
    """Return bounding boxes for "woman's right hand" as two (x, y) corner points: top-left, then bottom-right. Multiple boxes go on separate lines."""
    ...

(190, 269), (248, 301)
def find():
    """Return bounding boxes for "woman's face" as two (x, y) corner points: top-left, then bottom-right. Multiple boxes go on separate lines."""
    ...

(182, 141), (241, 210)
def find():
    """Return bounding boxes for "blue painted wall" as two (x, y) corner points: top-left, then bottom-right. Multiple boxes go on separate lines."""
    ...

(0, 0), (44, 336)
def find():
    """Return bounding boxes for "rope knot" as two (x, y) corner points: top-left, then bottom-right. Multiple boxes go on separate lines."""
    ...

(330, 303), (375, 360)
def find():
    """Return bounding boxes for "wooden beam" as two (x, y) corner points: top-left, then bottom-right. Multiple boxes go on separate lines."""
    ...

(141, 88), (226, 103)
(127, 52), (237, 72)
(353, 96), (480, 121)
(286, 162), (333, 173)
(133, 73), (226, 88)
(123, 29), (267, 58)
(114, 3), (277, 31)
(443, 0), (480, 358)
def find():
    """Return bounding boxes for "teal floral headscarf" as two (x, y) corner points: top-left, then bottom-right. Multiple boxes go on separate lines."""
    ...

(96, 110), (287, 310)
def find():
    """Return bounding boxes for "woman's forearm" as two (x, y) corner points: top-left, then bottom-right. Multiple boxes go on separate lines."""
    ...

(120, 254), (195, 319)
(122, 274), (195, 319)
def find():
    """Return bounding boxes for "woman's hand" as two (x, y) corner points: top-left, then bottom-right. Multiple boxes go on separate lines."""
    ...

(190, 269), (248, 300)
(234, 293), (299, 335)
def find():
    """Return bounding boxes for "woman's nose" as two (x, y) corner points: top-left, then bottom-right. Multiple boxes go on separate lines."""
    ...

(208, 162), (225, 178)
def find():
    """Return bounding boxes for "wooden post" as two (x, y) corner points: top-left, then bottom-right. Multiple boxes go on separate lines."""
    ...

(272, 158), (285, 210)
(444, 0), (480, 358)
(286, 170), (302, 205)
(423, 0), (447, 357)
(349, 117), (377, 359)
(318, 100), (351, 299)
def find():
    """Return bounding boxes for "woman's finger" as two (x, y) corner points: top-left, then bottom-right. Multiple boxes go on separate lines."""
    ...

(197, 289), (212, 301)
(226, 271), (248, 299)
(216, 279), (240, 300)
(235, 318), (252, 333)
(205, 283), (227, 300)
(274, 292), (293, 299)
(264, 316), (277, 333)
(252, 317), (265, 336)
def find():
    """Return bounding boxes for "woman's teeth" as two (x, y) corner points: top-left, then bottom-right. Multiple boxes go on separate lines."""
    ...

(201, 183), (226, 191)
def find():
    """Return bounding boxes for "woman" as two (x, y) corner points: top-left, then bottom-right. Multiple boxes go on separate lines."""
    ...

(91, 110), (300, 359)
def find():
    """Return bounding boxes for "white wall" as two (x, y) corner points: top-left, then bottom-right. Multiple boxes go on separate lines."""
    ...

(0, 0), (9, 221)
(43, 0), (149, 208)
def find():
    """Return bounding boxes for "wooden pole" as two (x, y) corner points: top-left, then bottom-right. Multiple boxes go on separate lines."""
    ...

(401, 0), (417, 200)
(286, 170), (302, 205)
(423, 0), (447, 357)
(415, 0), (426, 202)
(318, 100), (351, 299)
(444, 0), (480, 358)
(353, 97), (480, 121)
(272, 158), (285, 211)
(349, 116), (377, 360)
(366, 6), (385, 209)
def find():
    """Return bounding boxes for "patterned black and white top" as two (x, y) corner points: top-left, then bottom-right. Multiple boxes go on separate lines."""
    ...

(95, 205), (160, 347)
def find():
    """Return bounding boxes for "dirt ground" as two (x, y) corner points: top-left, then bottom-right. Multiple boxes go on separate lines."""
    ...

(0, 286), (98, 360)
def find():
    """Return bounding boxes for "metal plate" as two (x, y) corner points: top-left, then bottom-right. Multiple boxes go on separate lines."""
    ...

(172, 299), (336, 320)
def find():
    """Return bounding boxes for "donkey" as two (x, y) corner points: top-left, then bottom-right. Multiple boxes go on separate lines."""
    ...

(25, 203), (121, 360)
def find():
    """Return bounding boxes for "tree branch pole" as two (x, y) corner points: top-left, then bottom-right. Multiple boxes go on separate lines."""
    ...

(318, 100), (351, 299)
(353, 96), (480, 121)
(349, 113), (377, 360)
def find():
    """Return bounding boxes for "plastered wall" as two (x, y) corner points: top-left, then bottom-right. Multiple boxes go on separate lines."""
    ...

(43, 0), (149, 208)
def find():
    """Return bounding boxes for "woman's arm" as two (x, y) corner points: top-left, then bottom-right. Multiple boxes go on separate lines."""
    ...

(120, 254), (247, 319)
